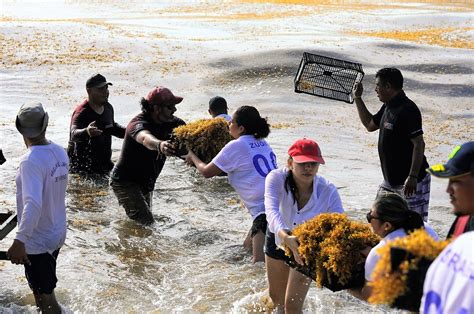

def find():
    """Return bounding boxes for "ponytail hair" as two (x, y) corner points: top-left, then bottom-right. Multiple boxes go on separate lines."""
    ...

(285, 159), (298, 204)
(373, 192), (424, 234)
(233, 106), (270, 139)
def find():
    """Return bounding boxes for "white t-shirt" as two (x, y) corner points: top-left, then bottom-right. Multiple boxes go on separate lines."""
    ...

(365, 228), (407, 281)
(15, 142), (69, 254)
(212, 135), (277, 219)
(215, 113), (232, 122)
(365, 225), (439, 281)
(421, 231), (474, 314)
(265, 167), (344, 247)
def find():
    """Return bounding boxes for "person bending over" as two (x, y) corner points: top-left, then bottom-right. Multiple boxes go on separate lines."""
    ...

(265, 138), (344, 313)
(185, 105), (276, 263)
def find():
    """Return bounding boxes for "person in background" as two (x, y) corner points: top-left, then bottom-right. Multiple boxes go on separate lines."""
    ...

(420, 141), (474, 314)
(208, 96), (231, 122)
(7, 102), (69, 313)
(426, 141), (474, 238)
(349, 192), (438, 301)
(353, 68), (430, 221)
(110, 86), (185, 225)
(185, 106), (276, 263)
(264, 138), (344, 313)
(0, 148), (6, 165)
(68, 73), (125, 176)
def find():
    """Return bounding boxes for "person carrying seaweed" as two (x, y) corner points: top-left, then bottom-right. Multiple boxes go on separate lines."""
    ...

(264, 138), (344, 313)
(349, 192), (438, 301)
(110, 86), (185, 225)
(184, 105), (276, 263)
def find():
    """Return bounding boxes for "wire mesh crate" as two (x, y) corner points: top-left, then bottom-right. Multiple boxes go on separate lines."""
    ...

(294, 53), (364, 103)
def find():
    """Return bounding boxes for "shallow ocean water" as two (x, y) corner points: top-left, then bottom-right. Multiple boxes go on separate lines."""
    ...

(0, 0), (472, 312)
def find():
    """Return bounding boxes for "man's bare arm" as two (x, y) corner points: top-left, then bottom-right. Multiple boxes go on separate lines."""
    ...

(354, 82), (378, 132)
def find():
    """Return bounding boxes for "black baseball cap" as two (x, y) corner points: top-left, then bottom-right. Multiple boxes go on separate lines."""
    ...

(86, 73), (113, 89)
(427, 141), (474, 178)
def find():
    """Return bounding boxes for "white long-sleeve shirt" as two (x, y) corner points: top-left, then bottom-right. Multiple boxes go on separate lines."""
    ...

(421, 231), (474, 314)
(15, 142), (68, 254)
(265, 167), (344, 247)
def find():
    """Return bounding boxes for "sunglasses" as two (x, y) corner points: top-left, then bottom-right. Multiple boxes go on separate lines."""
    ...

(366, 212), (382, 223)
(164, 104), (176, 111)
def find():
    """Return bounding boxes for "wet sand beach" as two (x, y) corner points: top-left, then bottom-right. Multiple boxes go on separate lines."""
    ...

(0, 0), (472, 312)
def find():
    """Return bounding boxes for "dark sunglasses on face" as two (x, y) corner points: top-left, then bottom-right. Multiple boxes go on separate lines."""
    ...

(164, 104), (176, 111)
(366, 212), (382, 223)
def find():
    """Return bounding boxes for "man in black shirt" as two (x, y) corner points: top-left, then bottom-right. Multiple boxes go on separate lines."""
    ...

(68, 74), (125, 176)
(110, 86), (185, 224)
(354, 68), (430, 220)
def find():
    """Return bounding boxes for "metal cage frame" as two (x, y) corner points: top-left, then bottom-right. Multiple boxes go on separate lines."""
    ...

(294, 52), (364, 104)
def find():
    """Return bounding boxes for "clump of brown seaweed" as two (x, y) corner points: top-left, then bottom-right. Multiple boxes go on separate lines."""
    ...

(172, 118), (232, 163)
(287, 213), (380, 291)
(368, 229), (450, 311)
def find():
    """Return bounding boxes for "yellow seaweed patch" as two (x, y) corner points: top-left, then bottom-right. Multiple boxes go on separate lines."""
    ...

(271, 122), (293, 129)
(117, 247), (161, 263)
(289, 213), (380, 288)
(1, 31), (126, 67)
(239, 0), (473, 10)
(172, 118), (233, 164)
(368, 229), (450, 306)
(156, 2), (311, 20)
(350, 27), (474, 49)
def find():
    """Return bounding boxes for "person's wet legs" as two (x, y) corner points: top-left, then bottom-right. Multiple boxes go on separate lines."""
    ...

(252, 231), (265, 263)
(284, 268), (311, 313)
(265, 255), (290, 312)
(33, 292), (61, 314)
(111, 179), (154, 224)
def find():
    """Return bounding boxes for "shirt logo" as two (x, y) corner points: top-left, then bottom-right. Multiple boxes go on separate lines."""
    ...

(383, 121), (393, 130)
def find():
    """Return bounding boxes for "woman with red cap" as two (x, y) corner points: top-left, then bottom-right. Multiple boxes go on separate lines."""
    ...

(264, 138), (344, 313)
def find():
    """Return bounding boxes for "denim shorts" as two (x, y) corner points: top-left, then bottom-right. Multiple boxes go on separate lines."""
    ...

(24, 249), (60, 295)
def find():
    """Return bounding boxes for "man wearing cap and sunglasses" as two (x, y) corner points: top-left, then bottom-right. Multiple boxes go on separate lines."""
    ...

(353, 68), (431, 221)
(68, 73), (125, 176)
(110, 86), (185, 224)
(7, 102), (68, 313)
(421, 141), (474, 314)
(426, 141), (474, 238)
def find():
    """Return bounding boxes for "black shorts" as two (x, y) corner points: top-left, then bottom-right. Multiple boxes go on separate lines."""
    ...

(24, 249), (60, 295)
(264, 230), (315, 280)
(250, 214), (268, 237)
(264, 229), (292, 263)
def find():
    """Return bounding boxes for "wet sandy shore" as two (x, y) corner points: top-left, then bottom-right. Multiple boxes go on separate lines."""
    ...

(0, 0), (472, 312)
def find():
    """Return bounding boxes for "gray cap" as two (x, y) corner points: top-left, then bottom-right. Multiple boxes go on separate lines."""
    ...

(15, 102), (49, 138)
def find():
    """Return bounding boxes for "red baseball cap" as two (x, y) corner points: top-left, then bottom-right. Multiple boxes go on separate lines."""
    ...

(288, 138), (325, 164)
(145, 86), (183, 106)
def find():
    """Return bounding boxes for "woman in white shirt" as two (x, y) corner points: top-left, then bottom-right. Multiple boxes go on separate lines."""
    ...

(350, 192), (438, 301)
(185, 106), (277, 263)
(264, 138), (344, 313)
